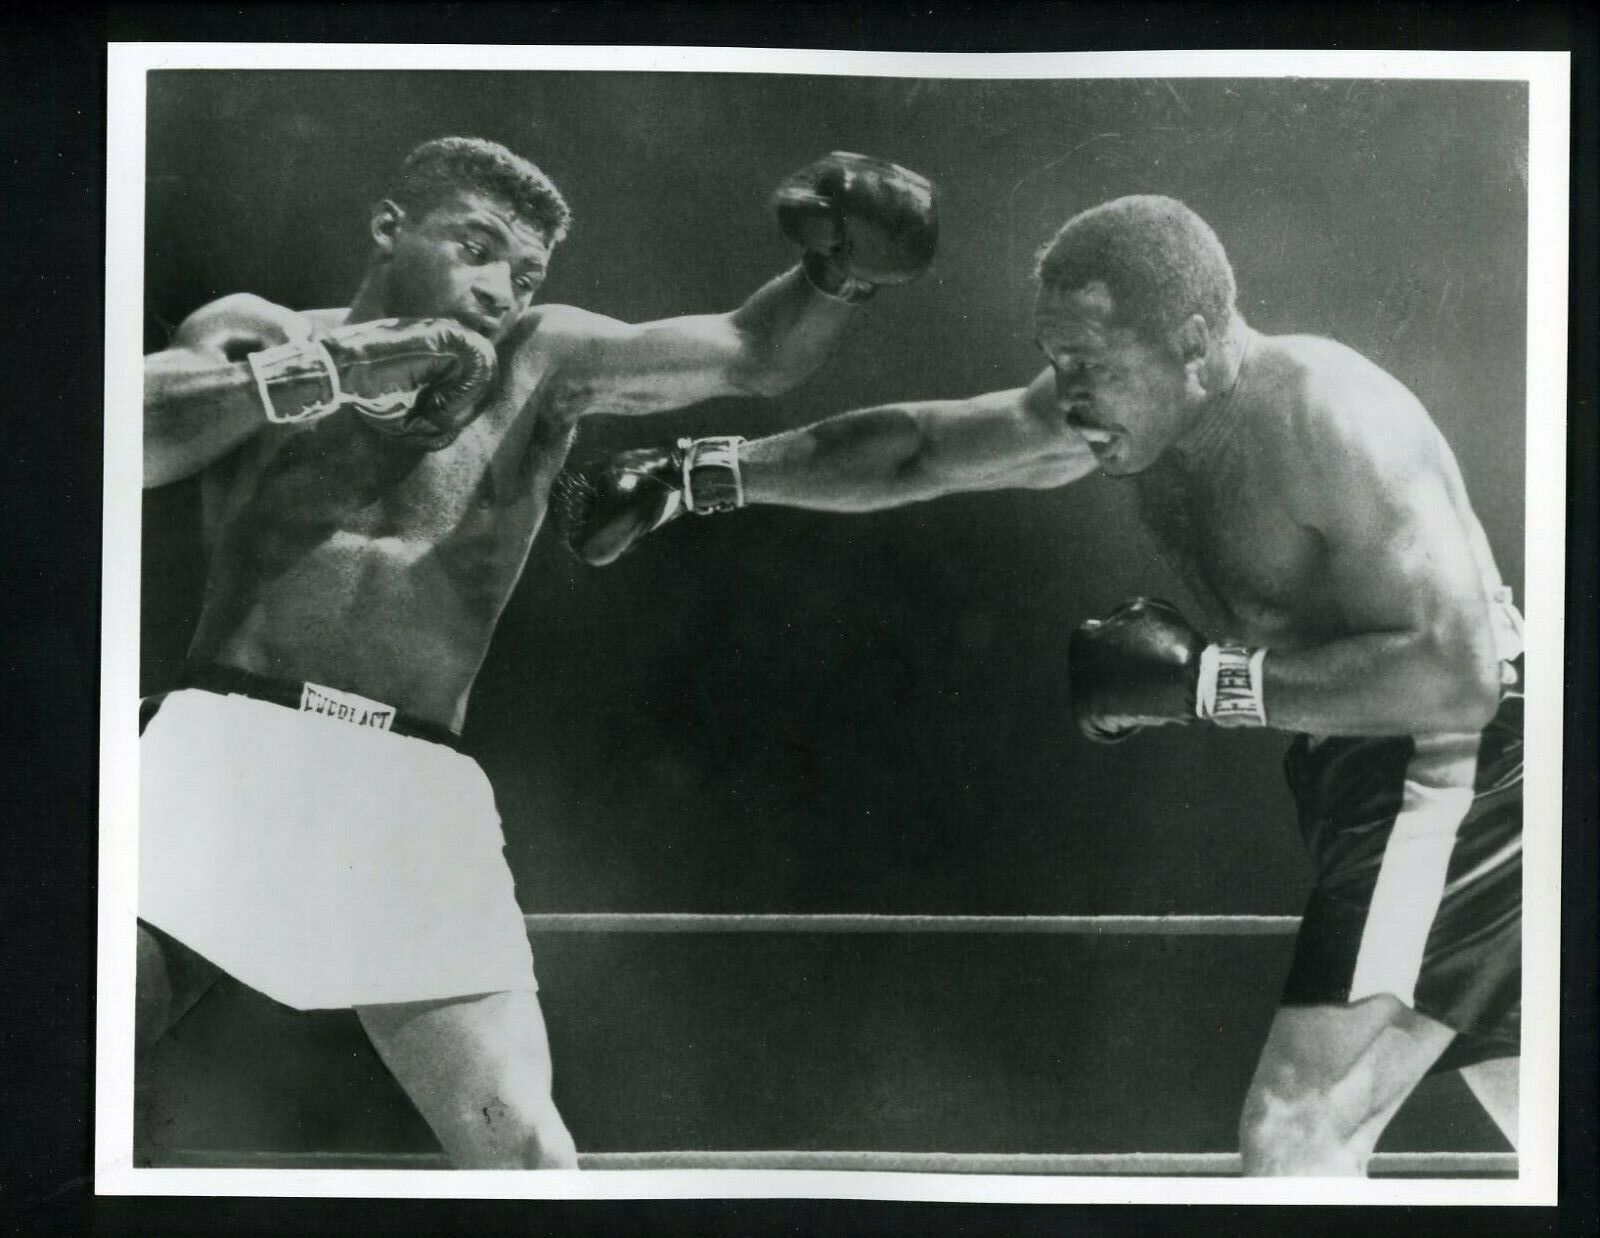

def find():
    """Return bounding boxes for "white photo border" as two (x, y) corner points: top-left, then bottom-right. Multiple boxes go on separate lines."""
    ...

(98, 43), (1571, 1206)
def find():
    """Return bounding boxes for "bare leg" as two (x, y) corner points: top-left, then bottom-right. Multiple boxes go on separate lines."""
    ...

(356, 989), (577, 1169)
(1458, 1056), (1518, 1148)
(1238, 995), (1457, 1176)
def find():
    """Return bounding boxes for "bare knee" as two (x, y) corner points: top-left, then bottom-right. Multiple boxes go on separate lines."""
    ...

(448, 1094), (576, 1169)
(1239, 998), (1453, 1176)
(503, 1098), (577, 1170)
(1239, 1072), (1370, 1176)
(359, 990), (577, 1169)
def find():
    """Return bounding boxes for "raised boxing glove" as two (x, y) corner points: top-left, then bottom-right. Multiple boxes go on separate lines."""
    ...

(772, 151), (939, 300)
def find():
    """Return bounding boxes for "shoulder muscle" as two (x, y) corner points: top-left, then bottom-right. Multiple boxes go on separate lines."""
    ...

(1281, 336), (1444, 528)
(170, 294), (313, 360)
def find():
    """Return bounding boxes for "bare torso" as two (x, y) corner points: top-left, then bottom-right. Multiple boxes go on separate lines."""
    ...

(189, 308), (577, 730)
(1131, 333), (1505, 655)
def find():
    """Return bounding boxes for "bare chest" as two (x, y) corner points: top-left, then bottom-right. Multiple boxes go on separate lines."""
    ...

(207, 381), (578, 601)
(1132, 455), (1329, 643)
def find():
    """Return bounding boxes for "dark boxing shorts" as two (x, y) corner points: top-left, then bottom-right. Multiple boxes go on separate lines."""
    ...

(1280, 692), (1522, 1073)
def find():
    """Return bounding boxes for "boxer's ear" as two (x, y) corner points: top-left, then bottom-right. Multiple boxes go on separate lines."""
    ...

(1172, 313), (1211, 397)
(370, 200), (406, 256)
(1173, 313), (1210, 363)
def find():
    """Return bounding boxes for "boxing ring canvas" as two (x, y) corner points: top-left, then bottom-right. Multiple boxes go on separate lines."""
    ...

(98, 46), (1570, 1204)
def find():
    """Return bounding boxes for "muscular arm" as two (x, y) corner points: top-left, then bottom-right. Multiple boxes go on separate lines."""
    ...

(1257, 393), (1502, 736)
(529, 266), (865, 420)
(143, 295), (309, 487)
(739, 368), (1100, 512)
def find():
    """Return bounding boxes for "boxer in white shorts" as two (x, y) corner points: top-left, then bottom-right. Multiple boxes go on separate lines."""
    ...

(139, 137), (938, 1167)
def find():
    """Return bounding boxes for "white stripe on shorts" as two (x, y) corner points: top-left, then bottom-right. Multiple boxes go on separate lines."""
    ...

(1347, 731), (1481, 1006)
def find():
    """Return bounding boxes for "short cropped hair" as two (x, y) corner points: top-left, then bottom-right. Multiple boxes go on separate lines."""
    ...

(386, 136), (572, 245)
(1035, 195), (1235, 340)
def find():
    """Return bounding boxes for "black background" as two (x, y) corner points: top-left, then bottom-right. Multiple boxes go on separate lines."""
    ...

(2, 3), (1595, 1236)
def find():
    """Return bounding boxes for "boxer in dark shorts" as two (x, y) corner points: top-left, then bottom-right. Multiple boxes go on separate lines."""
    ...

(552, 194), (1524, 1175)
(1282, 683), (1522, 1074)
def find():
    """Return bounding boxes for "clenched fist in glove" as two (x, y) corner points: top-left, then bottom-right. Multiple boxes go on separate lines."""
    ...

(550, 436), (746, 567)
(1068, 598), (1269, 743)
(772, 152), (939, 301)
(247, 317), (498, 451)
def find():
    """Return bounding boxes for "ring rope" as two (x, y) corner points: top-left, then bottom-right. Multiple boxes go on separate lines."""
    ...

(523, 913), (1302, 936)
(181, 915), (1522, 1176)
(162, 1148), (1517, 1176)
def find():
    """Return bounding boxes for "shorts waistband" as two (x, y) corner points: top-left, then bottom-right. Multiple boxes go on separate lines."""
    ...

(174, 663), (464, 750)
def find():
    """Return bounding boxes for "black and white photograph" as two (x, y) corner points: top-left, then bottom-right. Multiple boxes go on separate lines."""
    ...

(98, 45), (1570, 1205)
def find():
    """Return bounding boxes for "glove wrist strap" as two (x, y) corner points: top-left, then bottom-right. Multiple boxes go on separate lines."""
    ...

(1196, 644), (1268, 727)
(681, 436), (746, 514)
(801, 250), (877, 304)
(248, 340), (347, 425)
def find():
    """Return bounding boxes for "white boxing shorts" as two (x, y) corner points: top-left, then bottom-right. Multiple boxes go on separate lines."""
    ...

(139, 687), (537, 1010)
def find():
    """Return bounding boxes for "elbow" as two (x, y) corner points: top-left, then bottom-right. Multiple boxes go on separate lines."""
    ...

(806, 406), (939, 511)
(727, 351), (807, 400)
(867, 419), (948, 509)
(1423, 626), (1502, 731)
(723, 321), (821, 399)
(143, 429), (209, 489)
(143, 443), (179, 490)
(1450, 662), (1503, 731)
(731, 369), (795, 400)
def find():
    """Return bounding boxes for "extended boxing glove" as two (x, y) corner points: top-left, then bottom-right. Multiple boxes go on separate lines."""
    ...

(550, 436), (746, 567)
(1068, 598), (1268, 742)
(247, 317), (498, 451)
(772, 151), (939, 301)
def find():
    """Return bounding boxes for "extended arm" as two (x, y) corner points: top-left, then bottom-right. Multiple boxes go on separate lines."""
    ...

(550, 368), (1099, 565)
(739, 368), (1099, 511)
(530, 269), (864, 419)
(530, 152), (938, 420)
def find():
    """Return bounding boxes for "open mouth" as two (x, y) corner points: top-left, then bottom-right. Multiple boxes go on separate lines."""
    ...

(1068, 414), (1120, 447)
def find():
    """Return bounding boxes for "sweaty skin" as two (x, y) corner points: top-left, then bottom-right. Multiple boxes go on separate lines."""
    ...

(1121, 330), (1509, 734)
(146, 188), (863, 731)
(736, 282), (1508, 738)
(184, 304), (579, 729)
(1126, 329), (1497, 665)
(688, 264), (1520, 1173)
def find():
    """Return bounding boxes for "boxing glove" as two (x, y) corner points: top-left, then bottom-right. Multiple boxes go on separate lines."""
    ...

(1068, 598), (1268, 742)
(551, 436), (745, 566)
(772, 151), (939, 300)
(247, 317), (498, 451)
